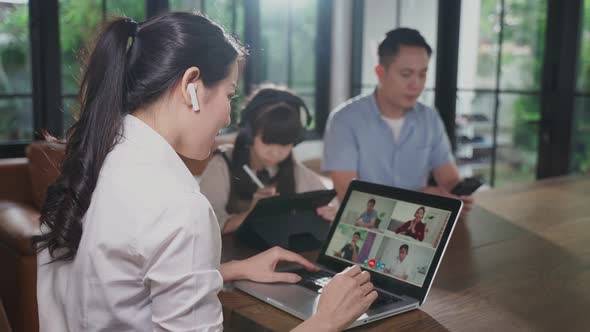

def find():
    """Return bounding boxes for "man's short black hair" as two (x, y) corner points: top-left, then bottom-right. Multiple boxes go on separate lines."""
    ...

(353, 232), (362, 238)
(378, 28), (432, 67)
(368, 198), (376, 205)
(400, 244), (409, 253)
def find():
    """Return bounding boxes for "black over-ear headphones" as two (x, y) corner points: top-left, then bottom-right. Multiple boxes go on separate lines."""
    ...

(238, 88), (312, 145)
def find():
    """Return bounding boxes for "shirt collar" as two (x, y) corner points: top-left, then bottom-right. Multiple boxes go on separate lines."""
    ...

(122, 114), (199, 193)
(370, 91), (418, 144)
(369, 90), (418, 121)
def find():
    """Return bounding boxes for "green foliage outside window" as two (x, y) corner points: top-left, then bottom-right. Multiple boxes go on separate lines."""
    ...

(507, 0), (545, 184)
(0, 3), (31, 141)
(60, 0), (145, 129)
(571, 1), (590, 173)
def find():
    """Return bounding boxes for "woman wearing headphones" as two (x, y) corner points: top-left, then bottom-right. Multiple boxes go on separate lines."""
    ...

(200, 87), (337, 234)
(34, 13), (375, 331)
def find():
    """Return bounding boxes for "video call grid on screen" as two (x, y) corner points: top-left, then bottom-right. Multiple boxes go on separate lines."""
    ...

(325, 190), (452, 287)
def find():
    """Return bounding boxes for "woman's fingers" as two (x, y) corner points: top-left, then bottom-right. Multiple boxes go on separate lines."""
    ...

(271, 247), (319, 271)
(341, 265), (362, 278)
(354, 270), (371, 286)
(359, 281), (374, 296)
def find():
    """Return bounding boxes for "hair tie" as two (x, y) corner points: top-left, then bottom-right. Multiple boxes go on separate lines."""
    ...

(126, 18), (139, 38)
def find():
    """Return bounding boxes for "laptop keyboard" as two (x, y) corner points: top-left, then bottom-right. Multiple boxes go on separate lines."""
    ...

(296, 269), (334, 293)
(295, 270), (402, 309)
(368, 291), (401, 310)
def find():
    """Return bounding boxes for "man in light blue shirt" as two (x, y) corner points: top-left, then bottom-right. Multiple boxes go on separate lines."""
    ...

(322, 28), (473, 212)
(354, 198), (378, 229)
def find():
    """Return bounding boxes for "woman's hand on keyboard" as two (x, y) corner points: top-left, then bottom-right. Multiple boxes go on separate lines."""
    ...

(315, 265), (377, 330)
(222, 246), (319, 283)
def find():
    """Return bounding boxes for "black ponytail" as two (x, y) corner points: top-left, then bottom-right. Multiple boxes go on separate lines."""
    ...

(34, 13), (245, 262)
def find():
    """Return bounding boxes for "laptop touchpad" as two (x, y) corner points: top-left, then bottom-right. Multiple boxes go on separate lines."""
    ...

(249, 282), (319, 317)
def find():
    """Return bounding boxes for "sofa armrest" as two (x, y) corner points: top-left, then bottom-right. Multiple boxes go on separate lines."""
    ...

(0, 159), (33, 206)
(0, 202), (40, 256)
(0, 298), (12, 332)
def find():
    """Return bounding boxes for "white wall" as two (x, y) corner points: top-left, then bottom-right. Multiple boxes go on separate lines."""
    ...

(361, 0), (397, 93)
(399, 0), (438, 89)
(457, 0), (482, 90)
(330, 0), (353, 110)
(292, 139), (323, 162)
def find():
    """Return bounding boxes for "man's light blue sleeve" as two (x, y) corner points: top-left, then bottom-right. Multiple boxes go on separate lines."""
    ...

(429, 111), (454, 170)
(322, 111), (359, 172)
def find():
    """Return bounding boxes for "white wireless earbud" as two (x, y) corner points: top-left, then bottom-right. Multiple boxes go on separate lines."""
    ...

(187, 83), (200, 112)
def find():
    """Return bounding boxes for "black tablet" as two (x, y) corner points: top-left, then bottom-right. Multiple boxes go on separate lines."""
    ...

(236, 189), (337, 252)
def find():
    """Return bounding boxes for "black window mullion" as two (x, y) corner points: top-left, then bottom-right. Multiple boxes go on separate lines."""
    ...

(434, 0), (461, 150)
(231, 0), (237, 35)
(0, 93), (33, 98)
(286, 0), (293, 87)
(457, 88), (542, 95)
(145, 0), (169, 18)
(395, 0), (402, 27)
(349, 0), (364, 97)
(490, 0), (506, 187)
(537, 0), (584, 178)
(243, 0), (260, 96)
(30, 0), (62, 139)
(314, 0), (333, 134)
(0, 144), (29, 159)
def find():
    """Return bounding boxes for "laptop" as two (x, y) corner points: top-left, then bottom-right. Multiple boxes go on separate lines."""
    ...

(234, 180), (463, 329)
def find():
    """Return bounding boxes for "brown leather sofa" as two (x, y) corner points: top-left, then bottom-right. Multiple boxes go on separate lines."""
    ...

(0, 141), (65, 332)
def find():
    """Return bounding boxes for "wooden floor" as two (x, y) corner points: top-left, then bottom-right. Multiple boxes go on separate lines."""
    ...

(219, 175), (590, 331)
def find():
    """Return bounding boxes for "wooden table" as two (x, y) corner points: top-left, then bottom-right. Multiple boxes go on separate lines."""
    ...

(218, 175), (590, 331)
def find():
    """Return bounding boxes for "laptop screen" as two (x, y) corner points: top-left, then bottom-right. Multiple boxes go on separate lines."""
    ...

(323, 189), (452, 288)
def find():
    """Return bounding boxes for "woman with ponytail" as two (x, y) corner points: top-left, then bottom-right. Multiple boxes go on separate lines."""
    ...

(34, 13), (376, 332)
(200, 86), (337, 234)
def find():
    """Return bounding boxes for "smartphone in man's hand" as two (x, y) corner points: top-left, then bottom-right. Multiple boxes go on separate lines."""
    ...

(451, 177), (483, 196)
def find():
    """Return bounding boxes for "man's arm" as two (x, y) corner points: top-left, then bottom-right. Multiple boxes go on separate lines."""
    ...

(432, 162), (461, 192)
(330, 171), (357, 202)
(354, 212), (364, 226)
(365, 217), (378, 229)
(426, 109), (461, 193)
(431, 162), (474, 214)
(335, 244), (348, 258)
(322, 110), (359, 201)
(351, 245), (358, 262)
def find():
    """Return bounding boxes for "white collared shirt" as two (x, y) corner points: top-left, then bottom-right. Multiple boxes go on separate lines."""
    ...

(37, 115), (223, 332)
(390, 256), (413, 280)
